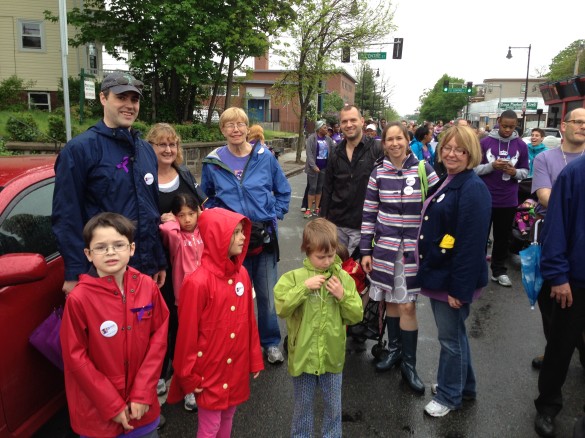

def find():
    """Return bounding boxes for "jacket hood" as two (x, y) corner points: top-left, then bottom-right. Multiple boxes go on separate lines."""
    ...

(89, 119), (141, 146)
(198, 207), (251, 276)
(488, 129), (519, 142)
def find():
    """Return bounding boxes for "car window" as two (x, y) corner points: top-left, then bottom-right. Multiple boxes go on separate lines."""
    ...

(0, 180), (58, 258)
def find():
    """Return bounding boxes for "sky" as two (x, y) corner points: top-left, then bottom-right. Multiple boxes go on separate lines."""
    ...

(359, 0), (585, 116)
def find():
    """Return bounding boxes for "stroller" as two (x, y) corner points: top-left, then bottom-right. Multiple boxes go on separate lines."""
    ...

(510, 197), (538, 254)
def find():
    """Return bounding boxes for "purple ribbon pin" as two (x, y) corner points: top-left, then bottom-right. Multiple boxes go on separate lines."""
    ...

(130, 303), (153, 322)
(116, 156), (130, 173)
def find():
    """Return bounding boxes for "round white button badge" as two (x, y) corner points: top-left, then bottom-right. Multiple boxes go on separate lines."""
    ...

(100, 320), (118, 338)
(437, 194), (445, 203)
(235, 282), (244, 296)
(406, 176), (416, 186)
(404, 186), (414, 196)
(144, 173), (154, 185)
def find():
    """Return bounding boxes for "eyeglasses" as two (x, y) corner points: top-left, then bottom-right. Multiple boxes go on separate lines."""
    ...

(90, 243), (131, 255)
(441, 146), (467, 156)
(154, 143), (178, 149)
(223, 122), (247, 130)
(112, 75), (144, 90)
(565, 120), (585, 127)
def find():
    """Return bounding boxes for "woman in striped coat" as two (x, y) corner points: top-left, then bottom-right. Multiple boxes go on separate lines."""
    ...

(360, 121), (439, 394)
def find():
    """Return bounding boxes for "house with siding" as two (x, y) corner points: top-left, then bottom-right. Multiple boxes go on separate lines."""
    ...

(0, 1), (102, 111)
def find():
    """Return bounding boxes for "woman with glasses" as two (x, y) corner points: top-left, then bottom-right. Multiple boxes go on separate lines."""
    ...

(145, 123), (206, 412)
(200, 107), (291, 365)
(416, 126), (491, 417)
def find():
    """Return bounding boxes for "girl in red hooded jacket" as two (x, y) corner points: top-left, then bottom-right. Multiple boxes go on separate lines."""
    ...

(168, 207), (264, 437)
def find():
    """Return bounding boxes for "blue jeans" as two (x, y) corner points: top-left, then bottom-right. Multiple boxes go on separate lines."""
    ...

(291, 373), (342, 438)
(244, 250), (281, 348)
(430, 298), (476, 410)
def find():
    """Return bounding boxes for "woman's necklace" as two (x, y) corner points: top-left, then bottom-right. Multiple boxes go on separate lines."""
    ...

(560, 145), (585, 167)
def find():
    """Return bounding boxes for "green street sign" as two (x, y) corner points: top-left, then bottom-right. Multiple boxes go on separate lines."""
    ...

(498, 102), (538, 111)
(358, 52), (387, 60)
(447, 88), (466, 93)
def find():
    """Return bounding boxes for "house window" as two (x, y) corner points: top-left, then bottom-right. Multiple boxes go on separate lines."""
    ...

(28, 92), (51, 111)
(218, 86), (240, 97)
(19, 20), (45, 51)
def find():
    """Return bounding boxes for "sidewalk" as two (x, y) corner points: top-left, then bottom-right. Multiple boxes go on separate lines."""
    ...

(279, 148), (306, 178)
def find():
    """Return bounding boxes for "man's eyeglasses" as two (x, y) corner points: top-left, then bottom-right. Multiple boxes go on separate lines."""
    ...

(442, 146), (467, 156)
(154, 143), (178, 149)
(113, 76), (144, 90)
(565, 119), (585, 127)
(224, 122), (247, 130)
(90, 243), (131, 255)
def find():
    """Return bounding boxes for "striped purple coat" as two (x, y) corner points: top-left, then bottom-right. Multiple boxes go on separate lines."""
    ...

(359, 153), (439, 294)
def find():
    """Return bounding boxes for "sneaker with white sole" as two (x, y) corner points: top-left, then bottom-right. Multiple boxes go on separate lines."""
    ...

(157, 378), (167, 396)
(266, 346), (285, 364)
(424, 400), (451, 417)
(184, 392), (197, 411)
(431, 383), (475, 401)
(491, 274), (512, 287)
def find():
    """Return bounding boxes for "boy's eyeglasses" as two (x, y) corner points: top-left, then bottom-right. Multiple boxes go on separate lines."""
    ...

(90, 243), (131, 255)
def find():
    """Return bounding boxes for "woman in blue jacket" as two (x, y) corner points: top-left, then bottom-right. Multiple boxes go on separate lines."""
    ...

(409, 125), (435, 166)
(201, 107), (291, 365)
(416, 126), (491, 418)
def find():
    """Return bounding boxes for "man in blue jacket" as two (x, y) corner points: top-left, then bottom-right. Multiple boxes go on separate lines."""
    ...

(534, 108), (585, 437)
(52, 72), (167, 295)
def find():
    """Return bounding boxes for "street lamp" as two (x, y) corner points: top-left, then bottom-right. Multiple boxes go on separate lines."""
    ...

(506, 44), (531, 132)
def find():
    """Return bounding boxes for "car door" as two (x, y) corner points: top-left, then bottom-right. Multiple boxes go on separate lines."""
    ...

(0, 177), (65, 436)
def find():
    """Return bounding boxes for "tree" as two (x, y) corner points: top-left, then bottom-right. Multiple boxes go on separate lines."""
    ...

(418, 75), (470, 124)
(271, 0), (395, 162)
(546, 40), (585, 81)
(46, 0), (296, 123)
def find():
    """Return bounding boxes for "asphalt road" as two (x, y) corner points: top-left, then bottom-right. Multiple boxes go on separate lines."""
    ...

(36, 170), (585, 438)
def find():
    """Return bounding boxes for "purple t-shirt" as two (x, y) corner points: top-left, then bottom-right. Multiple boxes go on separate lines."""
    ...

(315, 136), (329, 170)
(531, 147), (585, 216)
(479, 136), (529, 208)
(217, 146), (249, 180)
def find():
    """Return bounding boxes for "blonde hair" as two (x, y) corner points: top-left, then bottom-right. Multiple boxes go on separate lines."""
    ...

(301, 218), (338, 255)
(219, 107), (249, 129)
(248, 124), (265, 143)
(145, 123), (184, 166)
(436, 126), (482, 169)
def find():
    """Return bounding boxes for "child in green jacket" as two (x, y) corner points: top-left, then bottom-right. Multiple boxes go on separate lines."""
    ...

(274, 218), (363, 437)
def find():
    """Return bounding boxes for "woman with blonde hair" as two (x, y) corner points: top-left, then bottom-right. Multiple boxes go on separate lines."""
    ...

(145, 122), (206, 412)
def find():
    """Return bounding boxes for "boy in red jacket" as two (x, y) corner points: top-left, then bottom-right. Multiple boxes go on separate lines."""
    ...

(168, 207), (264, 437)
(60, 212), (169, 437)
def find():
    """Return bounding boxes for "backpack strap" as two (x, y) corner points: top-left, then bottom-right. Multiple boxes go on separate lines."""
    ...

(418, 160), (428, 202)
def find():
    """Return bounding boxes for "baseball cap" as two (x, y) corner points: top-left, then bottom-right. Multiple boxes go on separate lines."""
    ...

(101, 72), (143, 96)
(366, 123), (377, 131)
(315, 120), (326, 131)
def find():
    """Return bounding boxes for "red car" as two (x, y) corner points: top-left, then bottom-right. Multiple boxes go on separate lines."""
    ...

(0, 155), (66, 437)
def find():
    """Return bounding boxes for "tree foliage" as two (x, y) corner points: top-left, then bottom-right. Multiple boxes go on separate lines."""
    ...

(546, 40), (585, 81)
(418, 75), (470, 124)
(272, 0), (396, 162)
(45, 0), (296, 123)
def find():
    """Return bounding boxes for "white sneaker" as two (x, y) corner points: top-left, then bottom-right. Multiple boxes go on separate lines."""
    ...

(424, 400), (451, 417)
(184, 392), (197, 411)
(300, 207), (307, 212)
(156, 378), (167, 396)
(491, 274), (512, 287)
(266, 346), (284, 364)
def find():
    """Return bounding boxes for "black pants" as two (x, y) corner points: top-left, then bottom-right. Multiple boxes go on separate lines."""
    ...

(489, 207), (516, 277)
(159, 264), (178, 380)
(535, 283), (585, 417)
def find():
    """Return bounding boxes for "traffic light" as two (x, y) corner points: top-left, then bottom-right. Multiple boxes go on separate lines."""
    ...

(341, 46), (350, 63)
(443, 80), (449, 92)
(392, 38), (403, 59)
(466, 81), (473, 94)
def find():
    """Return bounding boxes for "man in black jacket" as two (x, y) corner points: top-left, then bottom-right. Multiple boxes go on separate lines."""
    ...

(320, 105), (382, 255)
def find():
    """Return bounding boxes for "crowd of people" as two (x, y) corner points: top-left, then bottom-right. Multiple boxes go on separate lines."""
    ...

(50, 72), (584, 438)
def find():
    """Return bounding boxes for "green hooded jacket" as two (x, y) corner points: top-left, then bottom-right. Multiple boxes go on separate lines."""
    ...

(274, 256), (363, 377)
